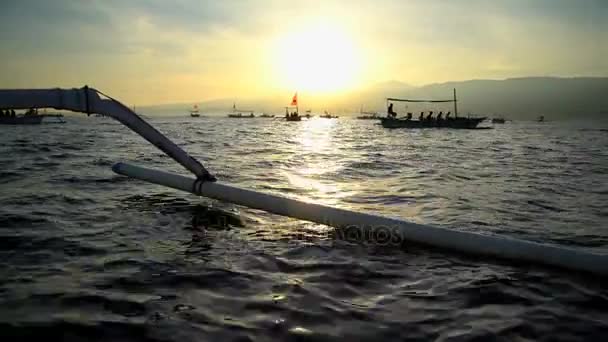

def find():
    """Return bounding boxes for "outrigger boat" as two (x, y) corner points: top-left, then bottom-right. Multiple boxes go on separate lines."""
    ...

(357, 106), (379, 120)
(285, 92), (302, 121)
(0, 85), (606, 277)
(320, 111), (338, 119)
(0, 108), (65, 125)
(227, 103), (255, 118)
(284, 107), (301, 121)
(380, 89), (486, 129)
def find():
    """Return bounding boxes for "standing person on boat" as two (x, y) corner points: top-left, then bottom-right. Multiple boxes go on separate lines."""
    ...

(426, 111), (433, 121)
(419, 112), (424, 121)
(0, 109), (5, 117)
(387, 103), (397, 118)
(11, 109), (16, 117)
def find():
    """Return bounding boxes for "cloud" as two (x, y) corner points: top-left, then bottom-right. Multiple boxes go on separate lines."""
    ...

(0, 0), (606, 104)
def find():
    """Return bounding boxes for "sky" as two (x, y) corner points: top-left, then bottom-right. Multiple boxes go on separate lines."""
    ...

(0, 0), (606, 106)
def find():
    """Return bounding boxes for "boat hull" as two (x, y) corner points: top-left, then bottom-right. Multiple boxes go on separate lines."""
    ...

(285, 116), (302, 121)
(0, 115), (44, 125)
(228, 114), (255, 118)
(380, 117), (486, 129)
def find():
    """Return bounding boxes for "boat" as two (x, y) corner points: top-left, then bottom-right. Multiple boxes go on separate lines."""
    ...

(491, 117), (506, 124)
(259, 113), (275, 118)
(380, 89), (486, 129)
(357, 106), (379, 120)
(1, 85), (607, 277)
(0, 108), (65, 125)
(285, 107), (301, 121)
(538, 115), (545, 122)
(228, 113), (255, 118)
(227, 103), (255, 118)
(320, 111), (338, 119)
(285, 93), (302, 121)
(190, 104), (201, 117)
(380, 115), (485, 129)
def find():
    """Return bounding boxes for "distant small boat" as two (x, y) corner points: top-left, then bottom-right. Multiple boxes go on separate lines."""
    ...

(0, 108), (65, 125)
(228, 103), (255, 118)
(357, 106), (379, 119)
(284, 93), (302, 121)
(259, 113), (275, 118)
(190, 104), (201, 117)
(537, 115), (545, 122)
(492, 117), (506, 124)
(320, 111), (338, 119)
(228, 112), (255, 118)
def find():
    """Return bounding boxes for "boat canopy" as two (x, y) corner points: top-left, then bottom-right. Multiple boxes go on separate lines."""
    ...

(386, 97), (454, 103)
(387, 88), (460, 116)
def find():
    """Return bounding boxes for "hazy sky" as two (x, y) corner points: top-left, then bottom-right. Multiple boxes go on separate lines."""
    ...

(0, 0), (606, 105)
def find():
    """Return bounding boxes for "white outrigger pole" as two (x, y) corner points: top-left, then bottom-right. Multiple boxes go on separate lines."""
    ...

(0, 86), (214, 181)
(1, 86), (607, 276)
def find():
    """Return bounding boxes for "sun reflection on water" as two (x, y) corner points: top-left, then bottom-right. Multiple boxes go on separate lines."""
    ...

(283, 118), (353, 207)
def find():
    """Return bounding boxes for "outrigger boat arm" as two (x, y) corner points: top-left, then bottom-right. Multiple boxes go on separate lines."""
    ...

(1, 85), (607, 276)
(0, 86), (215, 181)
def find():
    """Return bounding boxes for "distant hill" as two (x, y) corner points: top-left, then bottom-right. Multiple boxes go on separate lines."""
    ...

(410, 77), (608, 120)
(140, 77), (608, 120)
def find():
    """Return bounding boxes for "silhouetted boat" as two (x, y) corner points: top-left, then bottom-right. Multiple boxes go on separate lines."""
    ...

(0, 108), (65, 125)
(320, 111), (338, 119)
(492, 117), (506, 124)
(284, 93), (302, 121)
(380, 116), (485, 129)
(537, 115), (545, 122)
(190, 104), (201, 117)
(227, 103), (255, 118)
(259, 113), (275, 118)
(380, 89), (486, 129)
(357, 105), (379, 119)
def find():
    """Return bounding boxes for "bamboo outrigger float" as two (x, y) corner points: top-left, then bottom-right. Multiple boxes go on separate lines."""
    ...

(0, 85), (606, 276)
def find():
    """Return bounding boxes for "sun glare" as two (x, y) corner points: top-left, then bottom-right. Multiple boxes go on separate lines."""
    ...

(273, 23), (361, 93)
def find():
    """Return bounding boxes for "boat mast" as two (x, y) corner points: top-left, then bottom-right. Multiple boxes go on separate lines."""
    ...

(454, 88), (458, 117)
(453, 88), (458, 118)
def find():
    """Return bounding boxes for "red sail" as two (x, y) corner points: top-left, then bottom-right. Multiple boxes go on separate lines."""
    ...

(290, 93), (298, 106)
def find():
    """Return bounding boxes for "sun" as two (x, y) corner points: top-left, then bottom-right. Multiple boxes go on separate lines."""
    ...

(272, 23), (361, 93)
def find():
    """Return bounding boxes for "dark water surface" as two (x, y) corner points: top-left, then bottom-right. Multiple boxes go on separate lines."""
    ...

(1, 117), (607, 341)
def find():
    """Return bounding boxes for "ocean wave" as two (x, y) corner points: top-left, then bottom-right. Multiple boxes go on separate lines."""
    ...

(1, 117), (607, 340)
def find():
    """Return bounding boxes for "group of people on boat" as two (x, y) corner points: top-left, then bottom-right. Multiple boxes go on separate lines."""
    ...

(285, 112), (300, 119)
(1, 109), (17, 117)
(1, 108), (39, 117)
(387, 103), (455, 122)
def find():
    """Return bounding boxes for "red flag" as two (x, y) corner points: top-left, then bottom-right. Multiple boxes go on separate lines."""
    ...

(291, 92), (298, 106)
